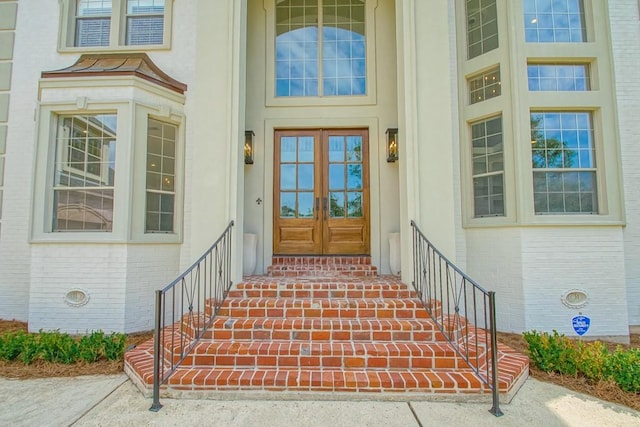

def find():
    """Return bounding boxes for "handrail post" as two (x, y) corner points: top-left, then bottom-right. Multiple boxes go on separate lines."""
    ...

(488, 291), (503, 417)
(149, 289), (163, 412)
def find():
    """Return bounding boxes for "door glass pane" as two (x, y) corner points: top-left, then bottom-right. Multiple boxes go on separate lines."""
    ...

(280, 192), (296, 217)
(298, 164), (314, 190)
(329, 191), (345, 217)
(328, 136), (344, 162)
(347, 192), (363, 217)
(347, 164), (362, 189)
(298, 192), (314, 218)
(281, 137), (297, 162)
(298, 136), (314, 162)
(280, 164), (296, 190)
(346, 136), (362, 161)
(329, 164), (345, 190)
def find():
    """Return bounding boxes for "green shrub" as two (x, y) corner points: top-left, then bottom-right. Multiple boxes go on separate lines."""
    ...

(38, 330), (79, 364)
(524, 330), (640, 394)
(604, 348), (640, 393)
(18, 333), (41, 365)
(523, 330), (579, 375)
(78, 331), (106, 363)
(0, 331), (29, 361)
(0, 329), (128, 365)
(103, 333), (127, 361)
(575, 340), (609, 381)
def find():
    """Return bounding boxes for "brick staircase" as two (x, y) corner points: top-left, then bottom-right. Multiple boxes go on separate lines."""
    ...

(125, 256), (528, 400)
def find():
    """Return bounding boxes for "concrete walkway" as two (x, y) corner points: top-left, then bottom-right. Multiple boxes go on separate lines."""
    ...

(0, 375), (639, 426)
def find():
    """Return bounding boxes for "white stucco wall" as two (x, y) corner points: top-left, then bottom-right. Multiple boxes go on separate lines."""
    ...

(609, 0), (640, 326)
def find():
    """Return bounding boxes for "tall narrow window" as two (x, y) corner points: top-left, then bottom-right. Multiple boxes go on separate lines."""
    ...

(145, 118), (176, 233)
(53, 114), (117, 231)
(126, 0), (165, 45)
(471, 116), (505, 217)
(524, 0), (586, 43)
(275, 0), (366, 97)
(466, 0), (498, 59)
(75, 0), (112, 47)
(531, 112), (597, 214)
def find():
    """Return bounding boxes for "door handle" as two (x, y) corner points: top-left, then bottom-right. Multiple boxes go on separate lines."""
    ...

(315, 197), (320, 220)
(323, 197), (328, 220)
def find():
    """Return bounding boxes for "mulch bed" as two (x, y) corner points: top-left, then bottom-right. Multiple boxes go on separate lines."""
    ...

(0, 320), (638, 411)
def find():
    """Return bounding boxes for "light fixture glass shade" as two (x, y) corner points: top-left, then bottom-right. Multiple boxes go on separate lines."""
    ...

(244, 130), (255, 164)
(386, 128), (398, 162)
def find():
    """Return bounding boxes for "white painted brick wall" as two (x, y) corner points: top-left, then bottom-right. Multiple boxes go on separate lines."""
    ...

(29, 244), (128, 333)
(609, 0), (640, 326)
(521, 227), (629, 339)
(0, 0), (47, 322)
(465, 228), (526, 332)
(124, 244), (180, 333)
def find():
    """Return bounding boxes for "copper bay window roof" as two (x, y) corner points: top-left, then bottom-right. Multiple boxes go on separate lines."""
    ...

(41, 53), (187, 94)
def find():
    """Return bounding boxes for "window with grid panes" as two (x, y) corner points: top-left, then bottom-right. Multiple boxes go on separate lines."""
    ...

(53, 114), (117, 231)
(466, 0), (499, 59)
(524, 0), (586, 43)
(471, 116), (505, 217)
(145, 118), (176, 233)
(275, 0), (366, 97)
(527, 63), (590, 91)
(468, 66), (501, 104)
(531, 112), (598, 214)
(66, 0), (168, 48)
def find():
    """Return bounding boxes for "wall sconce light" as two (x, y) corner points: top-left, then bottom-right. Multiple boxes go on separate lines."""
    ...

(244, 130), (255, 164)
(386, 128), (398, 163)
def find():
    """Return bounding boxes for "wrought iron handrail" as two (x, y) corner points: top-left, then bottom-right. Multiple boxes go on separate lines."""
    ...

(150, 220), (234, 411)
(410, 220), (502, 417)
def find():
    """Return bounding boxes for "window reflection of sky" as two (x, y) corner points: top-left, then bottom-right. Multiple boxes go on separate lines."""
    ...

(276, 26), (366, 96)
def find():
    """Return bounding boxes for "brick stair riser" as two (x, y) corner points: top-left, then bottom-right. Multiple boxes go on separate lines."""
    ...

(216, 306), (430, 319)
(203, 328), (440, 342)
(165, 368), (488, 393)
(177, 353), (468, 370)
(268, 270), (378, 278)
(227, 289), (416, 299)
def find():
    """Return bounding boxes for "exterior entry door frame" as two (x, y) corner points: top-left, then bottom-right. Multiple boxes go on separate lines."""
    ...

(273, 128), (370, 255)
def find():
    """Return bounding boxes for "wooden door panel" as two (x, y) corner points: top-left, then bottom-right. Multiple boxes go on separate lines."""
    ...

(323, 129), (370, 255)
(273, 129), (369, 255)
(273, 130), (322, 254)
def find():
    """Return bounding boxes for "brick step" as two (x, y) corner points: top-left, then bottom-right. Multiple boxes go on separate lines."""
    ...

(165, 367), (487, 393)
(228, 282), (416, 299)
(215, 298), (430, 319)
(179, 341), (471, 370)
(267, 256), (378, 278)
(202, 317), (444, 342)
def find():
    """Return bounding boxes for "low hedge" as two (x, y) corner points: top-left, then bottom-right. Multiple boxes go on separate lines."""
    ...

(524, 330), (640, 393)
(0, 330), (126, 365)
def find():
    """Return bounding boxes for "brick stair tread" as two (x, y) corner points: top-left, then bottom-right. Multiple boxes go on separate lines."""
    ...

(165, 367), (487, 392)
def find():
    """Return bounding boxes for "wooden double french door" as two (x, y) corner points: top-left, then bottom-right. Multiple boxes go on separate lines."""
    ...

(274, 129), (370, 255)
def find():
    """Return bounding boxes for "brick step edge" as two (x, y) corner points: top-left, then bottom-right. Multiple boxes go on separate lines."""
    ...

(164, 367), (488, 393)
